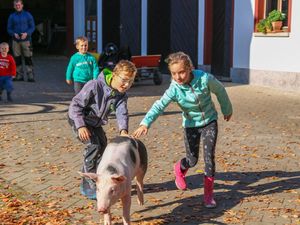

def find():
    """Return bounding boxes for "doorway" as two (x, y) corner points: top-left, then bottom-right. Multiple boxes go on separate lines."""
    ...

(102, 0), (120, 50)
(148, 0), (171, 72)
(204, 0), (234, 79)
(0, 0), (67, 55)
(119, 0), (141, 55)
(170, 0), (198, 67)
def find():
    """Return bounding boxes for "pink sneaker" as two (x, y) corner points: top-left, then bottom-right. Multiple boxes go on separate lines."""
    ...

(204, 176), (217, 208)
(173, 161), (188, 190)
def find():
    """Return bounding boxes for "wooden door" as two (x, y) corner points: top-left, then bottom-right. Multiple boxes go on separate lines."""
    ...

(147, 0), (171, 72)
(170, 0), (198, 67)
(211, 0), (233, 78)
(119, 0), (141, 55)
(102, 0), (120, 49)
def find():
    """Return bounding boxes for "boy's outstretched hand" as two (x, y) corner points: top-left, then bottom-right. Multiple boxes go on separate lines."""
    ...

(132, 125), (148, 138)
(78, 127), (91, 141)
(120, 130), (129, 137)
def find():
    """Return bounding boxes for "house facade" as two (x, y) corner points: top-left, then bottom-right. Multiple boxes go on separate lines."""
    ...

(1, 0), (298, 90)
(232, 0), (300, 91)
(70, 0), (299, 91)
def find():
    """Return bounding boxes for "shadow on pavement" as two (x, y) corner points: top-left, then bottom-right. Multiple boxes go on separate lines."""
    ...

(133, 170), (300, 224)
(0, 102), (69, 118)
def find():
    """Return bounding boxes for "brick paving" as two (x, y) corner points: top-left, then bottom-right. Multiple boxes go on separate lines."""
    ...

(0, 55), (299, 224)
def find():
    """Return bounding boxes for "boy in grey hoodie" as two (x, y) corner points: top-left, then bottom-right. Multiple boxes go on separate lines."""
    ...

(68, 60), (137, 199)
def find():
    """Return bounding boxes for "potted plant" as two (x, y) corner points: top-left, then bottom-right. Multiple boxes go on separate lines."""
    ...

(267, 10), (286, 32)
(256, 18), (272, 34)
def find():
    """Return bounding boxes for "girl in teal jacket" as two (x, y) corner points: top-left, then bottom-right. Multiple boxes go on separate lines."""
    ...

(133, 52), (233, 208)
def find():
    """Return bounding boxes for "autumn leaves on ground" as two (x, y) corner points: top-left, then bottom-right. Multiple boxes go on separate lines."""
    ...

(0, 177), (72, 225)
(0, 56), (300, 225)
(0, 177), (168, 225)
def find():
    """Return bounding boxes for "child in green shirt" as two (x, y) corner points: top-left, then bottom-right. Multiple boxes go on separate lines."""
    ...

(66, 36), (99, 94)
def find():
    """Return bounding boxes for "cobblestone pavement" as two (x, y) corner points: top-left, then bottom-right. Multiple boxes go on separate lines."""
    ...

(0, 56), (299, 225)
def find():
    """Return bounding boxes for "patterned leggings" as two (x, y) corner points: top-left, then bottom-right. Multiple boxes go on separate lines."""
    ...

(181, 120), (218, 177)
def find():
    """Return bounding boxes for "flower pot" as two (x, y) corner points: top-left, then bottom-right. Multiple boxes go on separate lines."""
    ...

(266, 27), (272, 33)
(272, 21), (283, 32)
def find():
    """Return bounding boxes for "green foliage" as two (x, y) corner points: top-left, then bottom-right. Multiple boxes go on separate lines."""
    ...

(256, 18), (272, 34)
(267, 10), (286, 22)
(256, 10), (285, 33)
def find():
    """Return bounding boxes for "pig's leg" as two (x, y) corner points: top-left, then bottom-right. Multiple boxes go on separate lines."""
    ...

(136, 173), (145, 205)
(103, 209), (111, 225)
(121, 194), (131, 225)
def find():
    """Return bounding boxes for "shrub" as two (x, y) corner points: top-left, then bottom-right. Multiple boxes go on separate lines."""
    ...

(256, 18), (272, 33)
(267, 10), (286, 22)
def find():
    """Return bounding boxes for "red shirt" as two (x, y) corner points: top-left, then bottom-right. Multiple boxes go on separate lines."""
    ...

(0, 54), (16, 77)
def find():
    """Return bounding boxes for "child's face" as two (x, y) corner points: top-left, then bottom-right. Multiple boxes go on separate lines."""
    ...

(76, 41), (88, 54)
(169, 61), (192, 85)
(0, 45), (9, 55)
(112, 71), (135, 93)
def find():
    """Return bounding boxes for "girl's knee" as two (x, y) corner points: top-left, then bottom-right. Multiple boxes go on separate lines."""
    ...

(187, 157), (198, 167)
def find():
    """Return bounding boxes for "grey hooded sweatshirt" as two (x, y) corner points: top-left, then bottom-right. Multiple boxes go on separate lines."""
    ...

(68, 70), (128, 132)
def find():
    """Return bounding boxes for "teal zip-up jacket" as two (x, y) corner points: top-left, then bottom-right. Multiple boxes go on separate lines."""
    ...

(66, 52), (99, 83)
(141, 70), (233, 128)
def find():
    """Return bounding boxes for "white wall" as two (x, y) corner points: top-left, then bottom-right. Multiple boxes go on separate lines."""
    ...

(233, 0), (300, 72)
(73, 0), (85, 41)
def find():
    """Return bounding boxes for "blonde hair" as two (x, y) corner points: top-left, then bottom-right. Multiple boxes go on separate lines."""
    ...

(166, 51), (194, 71)
(113, 60), (137, 78)
(0, 42), (9, 48)
(75, 36), (88, 47)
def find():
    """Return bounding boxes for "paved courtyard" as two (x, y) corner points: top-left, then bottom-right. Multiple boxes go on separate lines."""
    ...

(0, 56), (299, 225)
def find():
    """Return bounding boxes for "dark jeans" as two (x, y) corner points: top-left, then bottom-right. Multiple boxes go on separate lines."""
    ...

(68, 118), (107, 198)
(0, 76), (13, 92)
(181, 120), (218, 177)
(74, 82), (85, 95)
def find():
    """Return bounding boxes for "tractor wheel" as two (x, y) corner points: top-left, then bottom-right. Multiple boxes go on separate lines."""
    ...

(153, 70), (163, 85)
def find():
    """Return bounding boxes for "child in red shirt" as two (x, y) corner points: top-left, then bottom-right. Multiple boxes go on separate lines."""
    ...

(0, 42), (16, 102)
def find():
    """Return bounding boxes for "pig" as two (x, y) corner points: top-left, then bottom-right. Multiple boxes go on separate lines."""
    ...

(79, 136), (148, 225)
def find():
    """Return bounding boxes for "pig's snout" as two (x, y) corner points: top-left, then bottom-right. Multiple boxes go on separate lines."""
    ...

(97, 206), (108, 213)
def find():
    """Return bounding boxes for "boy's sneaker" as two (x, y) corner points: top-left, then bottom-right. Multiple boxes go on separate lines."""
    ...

(80, 178), (97, 200)
(173, 161), (188, 190)
(80, 183), (97, 200)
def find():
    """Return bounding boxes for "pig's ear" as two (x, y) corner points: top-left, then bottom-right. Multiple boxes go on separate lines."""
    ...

(111, 175), (126, 183)
(78, 171), (99, 181)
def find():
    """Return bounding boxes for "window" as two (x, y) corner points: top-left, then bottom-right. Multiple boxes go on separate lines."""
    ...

(254, 0), (292, 32)
(85, 0), (98, 51)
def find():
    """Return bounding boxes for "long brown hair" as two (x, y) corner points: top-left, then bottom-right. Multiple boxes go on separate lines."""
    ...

(166, 52), (194, 71)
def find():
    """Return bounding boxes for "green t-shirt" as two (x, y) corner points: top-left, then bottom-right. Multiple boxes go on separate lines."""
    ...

(66, 52), (99, 83)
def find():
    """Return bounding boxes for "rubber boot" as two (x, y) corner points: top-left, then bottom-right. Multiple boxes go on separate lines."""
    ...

(174, 160), (188, 190)
(204, 176), (217, 208)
